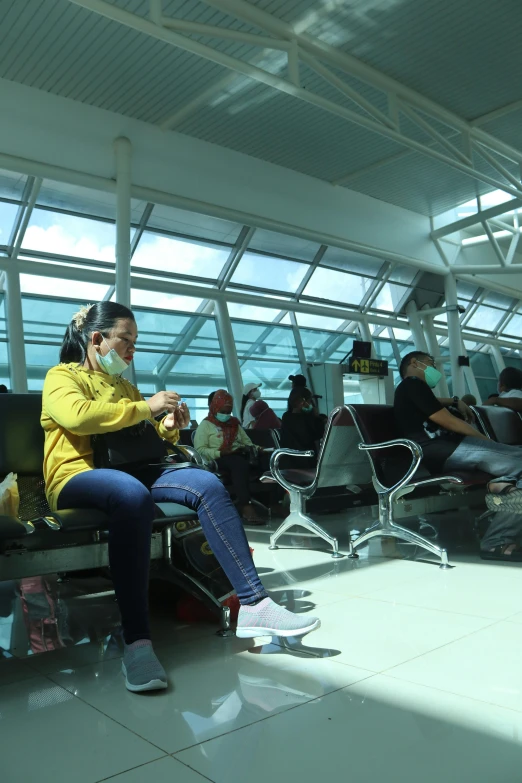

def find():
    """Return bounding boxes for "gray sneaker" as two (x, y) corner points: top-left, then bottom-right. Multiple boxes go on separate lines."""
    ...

(122, 640), (168, 692)
(236, 597), (320, 639)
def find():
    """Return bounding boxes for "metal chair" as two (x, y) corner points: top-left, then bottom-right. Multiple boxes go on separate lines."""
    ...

(347, 404), (492, 569)
(262, 406), (373, 558)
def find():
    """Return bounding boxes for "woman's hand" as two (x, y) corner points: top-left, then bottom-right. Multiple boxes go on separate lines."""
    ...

(163, 402), (191, 431)
(147, 391), (181, 417)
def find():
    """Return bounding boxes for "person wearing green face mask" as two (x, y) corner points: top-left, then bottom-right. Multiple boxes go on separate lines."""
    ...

(280, 387), (326, 469)
(395, 350), (522, 561)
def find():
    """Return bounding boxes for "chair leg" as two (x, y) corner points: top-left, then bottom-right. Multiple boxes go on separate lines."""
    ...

(269, 490), (344, 559)
(351, 495), (450, 569)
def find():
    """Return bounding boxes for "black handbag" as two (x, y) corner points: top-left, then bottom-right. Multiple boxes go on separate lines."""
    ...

(92, 420), (170, 471)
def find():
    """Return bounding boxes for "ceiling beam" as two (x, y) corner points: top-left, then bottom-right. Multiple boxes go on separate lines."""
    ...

(68, 0), (522, 203)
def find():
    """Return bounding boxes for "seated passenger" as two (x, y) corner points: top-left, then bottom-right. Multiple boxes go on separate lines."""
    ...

(483, 366), (522, 411)
(461, 393), (477, 407)
(280, 388), (326, 468)
(241, 382), (262, 428)
(42, 303), (320, 692)
(194, 389), (266, 525)
(395, 350), (522, 561)
(249, 399), (282, 430)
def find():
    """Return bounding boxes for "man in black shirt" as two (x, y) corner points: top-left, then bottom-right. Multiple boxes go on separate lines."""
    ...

(395, 351), (522, 560)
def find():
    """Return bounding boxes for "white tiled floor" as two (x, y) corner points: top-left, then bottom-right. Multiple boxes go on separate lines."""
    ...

(2, 535), (522, 782)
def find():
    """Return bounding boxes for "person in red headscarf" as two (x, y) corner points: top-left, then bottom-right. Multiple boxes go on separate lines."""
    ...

(249, 399), (282, 430)
(194, 390), (265, 524)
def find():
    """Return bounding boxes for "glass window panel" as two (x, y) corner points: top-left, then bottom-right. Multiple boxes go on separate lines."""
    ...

(321, 247), (383, 277)
(131, 289), (203, 312)
(457, 281), (479, 301)
(248, 229), (321, 262)
(482, 291), (514, 309)
(327, 334), (358, 362)
(37, 180), (127, 222)
(132, 232), (228, 279)
(239, 359), (300, 417)
(0, 201), (18, 245)
(147, 204), (241, 244)
(0, 169), (26, 200)
(302, 266), (371, 306)
(372, 282), (409, 313)
(501, 312), (522, 338)
(469, 352), (495, 377)
(243, 326), (298, 362)
(465, 306), (505, 332)
(373, 339), (396, 362)
(228, 302), (283, 322)
(230, 252), (308, 293)
(20, 274), (109, 300)
(388, 265), (418, 285)
(133, 309), (192, 345)
(231, 321), (297, 362)
(393, 327), (412, 341)
(299, 328), (333, 361)
(295, 312), (346, 330)
(22, 208), (116, 262)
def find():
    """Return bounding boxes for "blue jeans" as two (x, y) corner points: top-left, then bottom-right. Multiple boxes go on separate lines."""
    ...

(444, 436), (522, 550)
(57, 467), (267, 643)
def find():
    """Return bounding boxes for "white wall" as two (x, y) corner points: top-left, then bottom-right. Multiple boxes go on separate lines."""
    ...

(0, 77), (443, 271)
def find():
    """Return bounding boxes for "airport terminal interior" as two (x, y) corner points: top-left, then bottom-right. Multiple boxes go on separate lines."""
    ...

(2, 1), (522, 781)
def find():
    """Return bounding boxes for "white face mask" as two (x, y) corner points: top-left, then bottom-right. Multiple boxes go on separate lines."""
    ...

(96, 338), (129, 376)
(251, 389), (262, 400)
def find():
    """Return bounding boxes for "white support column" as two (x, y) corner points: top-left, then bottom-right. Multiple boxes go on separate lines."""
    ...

(5, 269), (28, 393)
(214, 299), (243, 415)
(5, 176), (42, 393)
(289, 312), (313, 391)
(421, 308), (449, 398)
(359, 319), (376, 357)
(444, 274), (466, 397)
(490, 345), (506, 374)
(114, 137), (135, 383)
(405, 300), (428, 352)
(114, 137), (132, 308)
(460, 342), (482, 403)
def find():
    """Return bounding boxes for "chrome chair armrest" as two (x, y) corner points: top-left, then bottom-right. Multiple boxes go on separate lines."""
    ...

(393, 474), (465, 502)
(358, 438), (423, 495)
(269, 448), (316, 493)
(176, 444), (205, 467)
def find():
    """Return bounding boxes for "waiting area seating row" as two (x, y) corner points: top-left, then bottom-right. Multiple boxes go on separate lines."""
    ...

(1, 396), (521, 628)
(264, 403), (522, 568)
(0, 394), (234, 633)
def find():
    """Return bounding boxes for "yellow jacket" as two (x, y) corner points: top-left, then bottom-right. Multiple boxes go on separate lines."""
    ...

(193, 418), (253, 462)
(41, 363), (179, 511)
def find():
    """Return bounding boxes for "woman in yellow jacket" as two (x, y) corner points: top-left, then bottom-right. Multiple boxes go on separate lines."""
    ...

(42, 302), (319, 693)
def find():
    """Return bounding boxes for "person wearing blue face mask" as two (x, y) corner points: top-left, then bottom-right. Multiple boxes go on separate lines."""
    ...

(194, 389), (265, 525)
(395, 350), (522, 561)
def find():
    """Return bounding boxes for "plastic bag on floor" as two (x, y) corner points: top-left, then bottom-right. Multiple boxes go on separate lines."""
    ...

(0, 472), (20, 518)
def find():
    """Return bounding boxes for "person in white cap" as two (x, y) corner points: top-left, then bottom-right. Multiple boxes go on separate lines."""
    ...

(241, 382), (262, 429)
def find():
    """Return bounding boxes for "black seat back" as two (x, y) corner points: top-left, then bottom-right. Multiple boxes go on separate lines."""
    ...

(178, 429), (195, 447)
(245, 428), (279, 449)
(348, 404), (424, 487)
(473, 405), (522, 445)
(315, 406), (372, 489)
(0, 394), (44, 475)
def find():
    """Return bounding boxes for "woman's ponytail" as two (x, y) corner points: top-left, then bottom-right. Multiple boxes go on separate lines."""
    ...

(59, 321), (87, 364)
